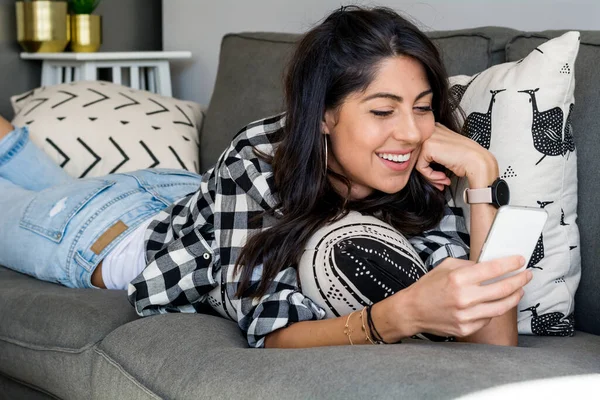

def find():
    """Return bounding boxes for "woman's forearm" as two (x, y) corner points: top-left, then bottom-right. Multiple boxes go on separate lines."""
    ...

(458, 164), (519, 346)
(264, 293), (417, 348)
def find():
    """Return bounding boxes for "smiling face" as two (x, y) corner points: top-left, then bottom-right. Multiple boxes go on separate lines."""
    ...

(323, 55), (436, 199)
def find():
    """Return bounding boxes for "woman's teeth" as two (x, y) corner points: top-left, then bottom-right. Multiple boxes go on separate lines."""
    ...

(377, 152), (411, 163)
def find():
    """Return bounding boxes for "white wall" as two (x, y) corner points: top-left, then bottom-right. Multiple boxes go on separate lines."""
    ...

(163, 0), (599, 105)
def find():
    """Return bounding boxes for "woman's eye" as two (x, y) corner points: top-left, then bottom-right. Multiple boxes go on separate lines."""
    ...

(371, 110), (393, 117)
(414, 106), (434, 113)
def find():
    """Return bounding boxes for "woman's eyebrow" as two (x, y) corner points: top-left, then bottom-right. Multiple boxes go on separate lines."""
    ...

(361, 89), (433, 103)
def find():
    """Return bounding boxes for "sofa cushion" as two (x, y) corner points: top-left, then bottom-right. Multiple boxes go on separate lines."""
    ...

(505, 31), (600, 336)
(0, 266), (138, 350)
(449, 32), (582, 336)
(200, 32), (297, 172)
(427, 27), (520, 72)
(200, 31), (493, 171)
(0, 373), (55, 400)
(11, 81), (204, 177)
(95, 313), (600, 399)
(0, 266), (139, 398)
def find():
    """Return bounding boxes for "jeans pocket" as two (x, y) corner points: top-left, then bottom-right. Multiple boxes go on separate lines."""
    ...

(19, 179), (115, 242)
(145, 168), (201, 179)
(125, 168), (201, 206)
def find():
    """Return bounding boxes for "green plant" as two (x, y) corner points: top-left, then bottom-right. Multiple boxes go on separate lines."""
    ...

(68, 0), (101, 14)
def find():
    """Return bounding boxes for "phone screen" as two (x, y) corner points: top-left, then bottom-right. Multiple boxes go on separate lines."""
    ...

(479, 206), (548, 285)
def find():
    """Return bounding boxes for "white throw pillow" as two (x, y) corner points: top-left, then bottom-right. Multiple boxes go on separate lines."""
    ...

(11, 81), (203, 177)
(449, 32), (581, 336)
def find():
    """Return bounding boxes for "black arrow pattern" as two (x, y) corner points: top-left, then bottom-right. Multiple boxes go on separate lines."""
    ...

(173, 105), (194, 127)
(24, 98), (49, 116)
(108, 137), (130, 173)
(52, 91), (78, 109)
(45, 138), (70, 168)
(115, 92), (141, 110)
(140, 140), (160, 168)
(169, 146), (188, 170)
(13, 90), (34, 103)
(12, 82), (201, 177)
(83, 89), (109, 107)
(76, 138), (101, 178)
(146, 98), (169, 116)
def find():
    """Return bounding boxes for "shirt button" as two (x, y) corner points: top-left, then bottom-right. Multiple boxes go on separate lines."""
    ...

(202, 253), (210, 260)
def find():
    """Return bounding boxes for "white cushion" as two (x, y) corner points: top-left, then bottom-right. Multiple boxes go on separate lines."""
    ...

(11, 81), (203, 177)
(449, 31), (581, 336)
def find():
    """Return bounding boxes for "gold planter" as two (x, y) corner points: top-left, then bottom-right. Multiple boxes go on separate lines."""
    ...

(16, 1), (69, 53)
(70, 14), (102, 52)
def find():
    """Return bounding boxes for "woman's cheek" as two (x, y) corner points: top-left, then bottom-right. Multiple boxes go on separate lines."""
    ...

(419, 118), (436, 140)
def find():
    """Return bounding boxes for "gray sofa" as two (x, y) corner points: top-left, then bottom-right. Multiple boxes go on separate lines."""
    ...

(1, 27), (599, 400)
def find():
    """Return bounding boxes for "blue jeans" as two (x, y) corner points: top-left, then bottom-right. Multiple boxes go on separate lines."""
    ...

(0, 126), (201, 288)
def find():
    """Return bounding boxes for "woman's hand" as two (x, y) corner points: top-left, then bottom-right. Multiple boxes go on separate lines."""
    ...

(382, 256), (532, 339)
(375, 256), (532, 341)
(416, 123), (499, 190)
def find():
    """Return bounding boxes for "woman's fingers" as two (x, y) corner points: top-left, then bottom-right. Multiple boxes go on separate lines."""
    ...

(459, 286), (525, 323)
(415, 156), (451, 190)
(457, 256), (526, 285)
(471, 270), (531, 305)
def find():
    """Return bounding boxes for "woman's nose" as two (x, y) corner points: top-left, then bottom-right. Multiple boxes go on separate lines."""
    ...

(392, 114), (421, 143)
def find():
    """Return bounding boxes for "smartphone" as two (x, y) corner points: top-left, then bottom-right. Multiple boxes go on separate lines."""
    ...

(478, 205), (548, 285)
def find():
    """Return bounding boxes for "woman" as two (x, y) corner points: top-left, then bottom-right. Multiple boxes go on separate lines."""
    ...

(0, 6), (531, 348)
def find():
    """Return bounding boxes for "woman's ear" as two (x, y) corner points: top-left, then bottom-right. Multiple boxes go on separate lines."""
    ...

(322, 109), (335, 135)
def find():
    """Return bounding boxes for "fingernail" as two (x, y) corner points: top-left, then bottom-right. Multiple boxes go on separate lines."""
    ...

(527, 271), (533, 280)
(520, 256), (526, 266)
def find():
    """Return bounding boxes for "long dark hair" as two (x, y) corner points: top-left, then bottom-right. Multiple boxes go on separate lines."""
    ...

(235, 6), (462, 298)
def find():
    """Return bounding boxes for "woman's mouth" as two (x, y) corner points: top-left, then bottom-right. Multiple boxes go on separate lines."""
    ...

(376, 152), (412, 171)
(377, 152), (411, 163)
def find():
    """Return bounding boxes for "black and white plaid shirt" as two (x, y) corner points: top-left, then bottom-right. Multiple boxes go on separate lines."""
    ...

(128, 113), (470, 348)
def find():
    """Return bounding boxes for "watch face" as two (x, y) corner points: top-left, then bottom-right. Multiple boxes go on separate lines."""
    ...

(494, 179), (510, 206)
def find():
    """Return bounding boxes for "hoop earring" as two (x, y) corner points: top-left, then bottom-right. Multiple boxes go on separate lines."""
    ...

(323, 135), (328, 177)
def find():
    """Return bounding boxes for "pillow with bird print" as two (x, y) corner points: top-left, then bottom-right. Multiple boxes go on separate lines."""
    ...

(11, 81), (204, 178)
(448, 31), (581, 337)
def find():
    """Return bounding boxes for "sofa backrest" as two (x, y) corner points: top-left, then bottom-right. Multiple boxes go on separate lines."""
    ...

(202, 27), (600, 335)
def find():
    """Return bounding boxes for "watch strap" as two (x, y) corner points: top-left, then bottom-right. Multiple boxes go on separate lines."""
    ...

(463, 187), (493, 204)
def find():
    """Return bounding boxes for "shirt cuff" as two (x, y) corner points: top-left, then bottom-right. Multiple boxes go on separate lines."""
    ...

(426, 243), (470, 270)
(243, 289), (326, 348)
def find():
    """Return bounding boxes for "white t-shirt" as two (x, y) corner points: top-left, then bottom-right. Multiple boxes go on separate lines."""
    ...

(101, 217), (155, 290)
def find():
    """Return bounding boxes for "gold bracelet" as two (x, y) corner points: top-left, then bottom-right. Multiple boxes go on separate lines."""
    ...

(344, 311), (357, 345)
(360, 307), (376, 345)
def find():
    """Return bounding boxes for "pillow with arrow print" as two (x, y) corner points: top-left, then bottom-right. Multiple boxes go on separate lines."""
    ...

(10, 81), (204, 177)
(448, 31), (581, 337)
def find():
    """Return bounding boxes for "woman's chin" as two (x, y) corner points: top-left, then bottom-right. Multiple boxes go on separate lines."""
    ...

(372, 181), (410, 195)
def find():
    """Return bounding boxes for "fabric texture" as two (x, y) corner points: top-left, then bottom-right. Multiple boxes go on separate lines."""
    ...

(129, 113), (470, 348)
(449, 32), (581, 336)
(0, 267), (139, 400)
(10, 81), (204, 177)
(93, 313), (600, 400)
(505, 30), (600, 337)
